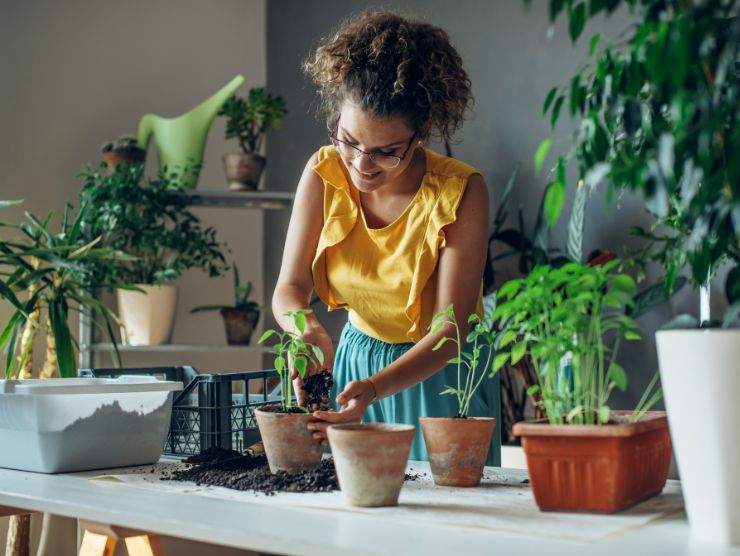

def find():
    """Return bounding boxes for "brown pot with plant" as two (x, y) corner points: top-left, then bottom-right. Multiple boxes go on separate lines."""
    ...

(491, 261), (670, 513)
(419, 305), (499, 487)
(255, 309), (325, 474)
(218, 88), (287, 191)
(101, 134), (146, 167)
(191, 265), (261, 345)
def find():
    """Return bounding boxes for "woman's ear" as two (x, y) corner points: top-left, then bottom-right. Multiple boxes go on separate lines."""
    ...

(418, 120), (432, 143)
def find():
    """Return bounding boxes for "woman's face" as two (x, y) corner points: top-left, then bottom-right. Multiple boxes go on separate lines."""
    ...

(334, 101), (420, 193)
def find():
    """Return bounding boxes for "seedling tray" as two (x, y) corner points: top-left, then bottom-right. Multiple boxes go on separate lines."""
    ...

(80, 366), (279, 457)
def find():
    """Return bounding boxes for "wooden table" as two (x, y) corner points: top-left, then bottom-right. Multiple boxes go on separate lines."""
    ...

(0, 462), (738, 556)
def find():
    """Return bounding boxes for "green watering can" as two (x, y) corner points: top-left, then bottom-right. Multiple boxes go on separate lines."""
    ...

(138, 75), (245, 189)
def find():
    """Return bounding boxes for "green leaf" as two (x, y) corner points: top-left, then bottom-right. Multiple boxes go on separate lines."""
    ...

(598, 405), (611, 424)
(294, 356), (308, 379)
(550, 95), (565, 128)
(588, 33), (601, 56)
(543, 180), (566, 228)
(433, 336), (450, 351)
(526, 384), (540, 396)
(498, 329), (518, 349)
(294, 311), (306, 334)
(274, 356), (285, 373)
(0, 200), (23, 209)
(49, 297), (75, 378)
(0, 311), (22, 352)
(493, 352), (510, 372)
(624, 330), (642, 340)
(542, 87), (557, 115)
(608, 362), (627, 391)
(511, 341), (527, 365)
(258, 329), (276, 344)
(568, 2), (586, 42)
(534, 138), (553, 176)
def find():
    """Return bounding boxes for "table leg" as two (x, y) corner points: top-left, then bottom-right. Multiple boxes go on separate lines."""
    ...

(124, 535), (163, 556)
(78, 531), (117, 556)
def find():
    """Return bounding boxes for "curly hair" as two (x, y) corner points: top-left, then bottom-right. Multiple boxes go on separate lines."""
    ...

(304, 11), (472, 143)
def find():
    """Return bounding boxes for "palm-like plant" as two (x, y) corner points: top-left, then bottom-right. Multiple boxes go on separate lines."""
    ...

(1, 200), (133, 378)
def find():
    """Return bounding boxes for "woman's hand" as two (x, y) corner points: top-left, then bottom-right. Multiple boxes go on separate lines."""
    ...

(308, 379), (376, 444)
(291, 325), (335, 407)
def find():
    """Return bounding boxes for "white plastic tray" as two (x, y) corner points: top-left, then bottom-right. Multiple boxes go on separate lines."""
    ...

(0, 376), (182, 473)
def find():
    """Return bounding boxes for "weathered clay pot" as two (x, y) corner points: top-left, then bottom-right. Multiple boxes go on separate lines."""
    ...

(223, 152), (265, 190)
(420, 417), (495, 487)
(254, 406), (323, 474)
(328, 423), (415, 507)
(220, 308), (259, 345)
(513, 411), (671, 513)
(102, 148), (146, 167)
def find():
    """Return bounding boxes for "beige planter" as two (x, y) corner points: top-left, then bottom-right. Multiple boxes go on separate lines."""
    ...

(328, 423), (415, 507)
(116, 285), (178, 346)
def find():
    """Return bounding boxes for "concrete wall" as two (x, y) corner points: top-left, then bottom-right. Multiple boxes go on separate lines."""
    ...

(0, 1), (265, 553)
(265, 0), (712, 409)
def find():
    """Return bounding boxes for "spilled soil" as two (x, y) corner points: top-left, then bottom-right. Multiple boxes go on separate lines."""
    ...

(302, 370), (334, 410)
(161, 447), (338, 495)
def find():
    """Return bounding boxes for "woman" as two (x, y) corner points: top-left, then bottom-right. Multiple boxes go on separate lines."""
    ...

(272, 11), (497, 460)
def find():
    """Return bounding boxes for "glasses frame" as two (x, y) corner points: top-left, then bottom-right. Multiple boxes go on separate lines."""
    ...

(330, 124), (417, 170)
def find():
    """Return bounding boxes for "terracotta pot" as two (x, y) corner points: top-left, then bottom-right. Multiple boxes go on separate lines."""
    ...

(116, 285), (178, 346)
(223, 152), (265, 191)
(513, 411), (671, 513)
(420, 417), (495, 487)
(328, 423), (415, 507)
(220, 308), (259, 345)
(254, 406), (323, 474)
(102, 149), (146, 167)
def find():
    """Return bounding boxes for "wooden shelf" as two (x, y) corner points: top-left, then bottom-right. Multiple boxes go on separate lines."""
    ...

(87, 343), (271, 353)
(182, 190), (294, 210)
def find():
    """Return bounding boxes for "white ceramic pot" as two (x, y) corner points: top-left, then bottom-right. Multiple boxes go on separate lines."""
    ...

(116, 285), (178, 346)
(656, 329), (740, 545)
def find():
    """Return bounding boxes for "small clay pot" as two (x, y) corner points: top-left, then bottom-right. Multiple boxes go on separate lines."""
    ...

(513, 411), (671, 513)
(223, 152), (265, 191)
(102, 148), (146, 167)
(420, 417), (495, 487)
(254, 406), (323, 474)
(220, 308), (259, 345)
(327, 423), (415, 507)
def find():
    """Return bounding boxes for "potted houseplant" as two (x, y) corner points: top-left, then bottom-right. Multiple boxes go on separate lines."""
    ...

(495, 261), (669, 513)
(256, 309), (325, 473)
(79, 163), (228, 345)
(418, 305), (499, 487)
(100, 134), (146, 167)
(191, 265), (261, 345)
(218, 88), (288, 191)
(535, 0), (738, 539)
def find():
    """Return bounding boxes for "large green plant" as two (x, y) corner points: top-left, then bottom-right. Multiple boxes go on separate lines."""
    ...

(219, 88), (288, 154)
(79, 163), (228, 286)
(0, 200), (132, 378)
(532, 0), (739, 326)
(491, 260), (662, 425)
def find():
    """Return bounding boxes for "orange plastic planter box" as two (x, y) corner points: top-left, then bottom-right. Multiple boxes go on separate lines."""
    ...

(513, 411), (671, 513)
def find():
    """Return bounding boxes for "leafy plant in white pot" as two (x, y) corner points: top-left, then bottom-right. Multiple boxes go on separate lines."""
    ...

(536, 0), (739, 542)
(79, 163), (228, 345)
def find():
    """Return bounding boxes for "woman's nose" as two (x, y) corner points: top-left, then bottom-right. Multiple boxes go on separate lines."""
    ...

(354, 151), (379, 172)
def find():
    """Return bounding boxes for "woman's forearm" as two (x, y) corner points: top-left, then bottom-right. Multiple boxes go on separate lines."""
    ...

(367, 323), (465, 399)
(272, 282), (322, 332)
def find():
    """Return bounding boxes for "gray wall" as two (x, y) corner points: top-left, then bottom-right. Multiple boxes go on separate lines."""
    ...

(265, 0), (712, 408)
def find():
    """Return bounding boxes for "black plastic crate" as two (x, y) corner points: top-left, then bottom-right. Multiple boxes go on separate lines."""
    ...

(79, 367), (279, 457)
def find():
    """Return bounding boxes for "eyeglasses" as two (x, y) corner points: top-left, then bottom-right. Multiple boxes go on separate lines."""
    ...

(330, 127), (417, 170)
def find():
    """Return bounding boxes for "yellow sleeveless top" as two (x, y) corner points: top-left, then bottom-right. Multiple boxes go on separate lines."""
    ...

(311, 145), (484, 344)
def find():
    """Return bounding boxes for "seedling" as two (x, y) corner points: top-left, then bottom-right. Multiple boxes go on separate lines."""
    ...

(430, 304), (499, 418)
(258, 309), (324, 412)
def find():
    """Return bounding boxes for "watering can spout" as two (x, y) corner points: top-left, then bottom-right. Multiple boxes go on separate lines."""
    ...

(136, 75), (245, 188)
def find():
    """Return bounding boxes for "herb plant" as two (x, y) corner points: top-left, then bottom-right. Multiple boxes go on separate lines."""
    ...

(0, 200), (133, 378)
(429, 304), (499, 418)
(79, 163), (228, 286)
(191, 265), (260, 314)
(258, 309), (324, 412)
(219, 88), (288, 154)
(532, 0), (739, 325)
(491, 261), (662, 425)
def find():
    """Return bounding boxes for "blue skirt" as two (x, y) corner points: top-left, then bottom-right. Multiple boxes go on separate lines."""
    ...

(332, 321), (501, 463)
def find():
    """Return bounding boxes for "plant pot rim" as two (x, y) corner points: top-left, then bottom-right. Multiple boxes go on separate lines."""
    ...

(223, 151), (266, 159)
(419, 416), (495, 424)
(327, 423), (414, 435)
(220, 307), (259, 315)
(513, 410), (667, 438)
(254, 405), (311, 417)
(656, 328), (739, 337)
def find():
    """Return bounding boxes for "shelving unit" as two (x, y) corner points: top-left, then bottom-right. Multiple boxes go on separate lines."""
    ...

(78, 189), (294, 369)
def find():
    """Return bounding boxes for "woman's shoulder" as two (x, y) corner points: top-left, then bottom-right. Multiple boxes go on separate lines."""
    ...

(424, 148), (480, 181)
